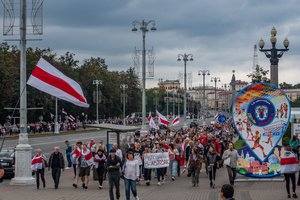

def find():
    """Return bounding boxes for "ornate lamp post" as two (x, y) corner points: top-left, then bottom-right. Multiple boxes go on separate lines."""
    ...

(198, 70), (210, 116)
(132, 19), (157, 132)
(259, 27), (289, 86)
(211, 77), (221, 111)
(177, 53), (193, 127)
(120, 84), (128, 126)
(93, 80), (102, 123)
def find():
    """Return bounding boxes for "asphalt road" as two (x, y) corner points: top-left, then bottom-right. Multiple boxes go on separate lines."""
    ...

(1, 130), (107, 157)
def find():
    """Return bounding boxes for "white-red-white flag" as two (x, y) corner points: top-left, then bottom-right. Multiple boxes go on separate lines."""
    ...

(156, 110), (170, 126)
(69, 114), (75, 122)
(72, 147), (82, 159)
(62, 108), (68, 115)
(214, 113), (219, 120)
(82, 149), (94, 166)
(148, 112), (157, 129)
(27, 58), (89, 108)
(31, 156), (43, 171)
(172, 117), (180, 126)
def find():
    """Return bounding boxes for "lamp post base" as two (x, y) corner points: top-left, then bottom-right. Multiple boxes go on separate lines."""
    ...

(11, 143), (35, 185)
(54, 122), (60, 134)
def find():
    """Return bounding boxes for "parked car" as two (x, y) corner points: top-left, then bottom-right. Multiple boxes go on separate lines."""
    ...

(0, 150), (15, 179)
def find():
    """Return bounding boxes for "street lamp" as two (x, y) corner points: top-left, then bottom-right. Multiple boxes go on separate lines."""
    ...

(222, 83), (230, 112)
(198, 70), (210, 117)
(154, 89), (159, 111)
(259, 27), (289, 86)
(132, 19), (157, 132)
(120, 84), (128, 126)
(211, 77), (221, 111)
(177, 53), (193, 127)
(93, 80), (102, 123)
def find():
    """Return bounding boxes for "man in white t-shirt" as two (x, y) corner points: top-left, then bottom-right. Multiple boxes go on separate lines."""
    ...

(113, 143), (123, 161)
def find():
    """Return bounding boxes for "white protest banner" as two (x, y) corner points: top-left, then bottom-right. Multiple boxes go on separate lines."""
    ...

(144, 152), (169, 169)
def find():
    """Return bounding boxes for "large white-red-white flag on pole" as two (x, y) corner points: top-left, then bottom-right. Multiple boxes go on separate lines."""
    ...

(156, 110), (170, 126)
(148, 112), (157, 129)
(27, 58), (89, 108)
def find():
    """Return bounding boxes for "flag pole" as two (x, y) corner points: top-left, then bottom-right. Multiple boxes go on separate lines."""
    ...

(54, 97), (59, 134)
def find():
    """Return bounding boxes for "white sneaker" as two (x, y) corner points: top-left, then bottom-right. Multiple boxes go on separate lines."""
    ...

(135, 196), (139, 200)
(161, 180), (165, 184)
(157, 182), (161, 186)
(65, 167), (70, 169)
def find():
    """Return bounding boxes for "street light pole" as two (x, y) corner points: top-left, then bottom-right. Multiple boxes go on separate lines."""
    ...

(211, 77), (220, 111)
(198, 70), (210, 117)
(93, 80), (102, 123)
(120, 84), (128, 126)
(166, 90), (169, 117)
(154, 89), (158, 111)
(177, 53), (193, 127)
(11, 0), (35, 185)
(222, 84), (229, 112)
(132, 19), (157, 132)
(259, 27), (289, 86)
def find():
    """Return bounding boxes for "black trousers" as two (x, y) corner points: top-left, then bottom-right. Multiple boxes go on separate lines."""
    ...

(97, 166), (105, 186)
(51, 167), (61, 188)
(144, 168), (152, 181)
(35, 169), (45, 189)
(108, 173), (120, 200)
(208, 166), (217, 182)
(284, 173), (296, 195)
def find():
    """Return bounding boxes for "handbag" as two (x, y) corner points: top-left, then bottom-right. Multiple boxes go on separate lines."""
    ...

(223, 156), (231, 166)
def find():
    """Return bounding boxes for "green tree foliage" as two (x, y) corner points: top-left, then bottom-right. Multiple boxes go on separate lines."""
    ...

(0, 43), (140, 123)
(247, 65), (270, 83)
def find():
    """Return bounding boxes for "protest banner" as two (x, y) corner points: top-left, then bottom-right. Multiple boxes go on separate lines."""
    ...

(144, 152), (170, 169)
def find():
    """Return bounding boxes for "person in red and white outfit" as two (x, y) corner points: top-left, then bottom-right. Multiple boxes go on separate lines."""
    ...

(280, 145), (299, 198)
(79, 144), (94, 189)
(31, 148), (47, 189)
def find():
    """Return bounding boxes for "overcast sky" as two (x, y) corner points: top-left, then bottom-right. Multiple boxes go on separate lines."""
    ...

(1, 0), (300, 88)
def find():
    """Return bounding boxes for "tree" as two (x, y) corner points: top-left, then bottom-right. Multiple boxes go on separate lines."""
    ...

(247, 65), (270, 83)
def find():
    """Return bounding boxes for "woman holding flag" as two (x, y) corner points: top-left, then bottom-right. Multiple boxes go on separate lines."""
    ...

(280, 145), (298, 198)
(31, 149), (47, 189)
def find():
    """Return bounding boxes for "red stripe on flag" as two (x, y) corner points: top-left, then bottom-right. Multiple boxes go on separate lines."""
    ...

(31, 157), (43, 165)
(84, 151), (93, 160)
(160, 118), (170, 125)
(32, 66), (87, 104)
(280, 157), (299, 165)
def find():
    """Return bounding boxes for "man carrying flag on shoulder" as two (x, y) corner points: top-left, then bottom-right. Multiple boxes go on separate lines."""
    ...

(79, 144), (94, 189)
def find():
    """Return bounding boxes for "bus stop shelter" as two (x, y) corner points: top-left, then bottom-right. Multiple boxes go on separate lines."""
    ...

(86, 124), (140, 152)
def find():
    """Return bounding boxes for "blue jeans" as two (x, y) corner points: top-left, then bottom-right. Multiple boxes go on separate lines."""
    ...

(66, 154), (72, 168)
(169, 160), (178, 177)
(124, 178), (137, 200)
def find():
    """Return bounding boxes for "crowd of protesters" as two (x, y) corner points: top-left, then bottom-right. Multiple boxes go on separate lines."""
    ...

(30, 119), (241, 200)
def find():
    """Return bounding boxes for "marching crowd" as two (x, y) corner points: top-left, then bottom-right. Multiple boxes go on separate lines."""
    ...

(31, 122), (238, 200)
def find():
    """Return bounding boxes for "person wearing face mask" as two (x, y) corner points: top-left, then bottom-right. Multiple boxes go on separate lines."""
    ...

(222, 142), (238, 186)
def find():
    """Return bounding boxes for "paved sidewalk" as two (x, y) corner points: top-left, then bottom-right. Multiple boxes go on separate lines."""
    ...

(0, 166), (291, 200)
